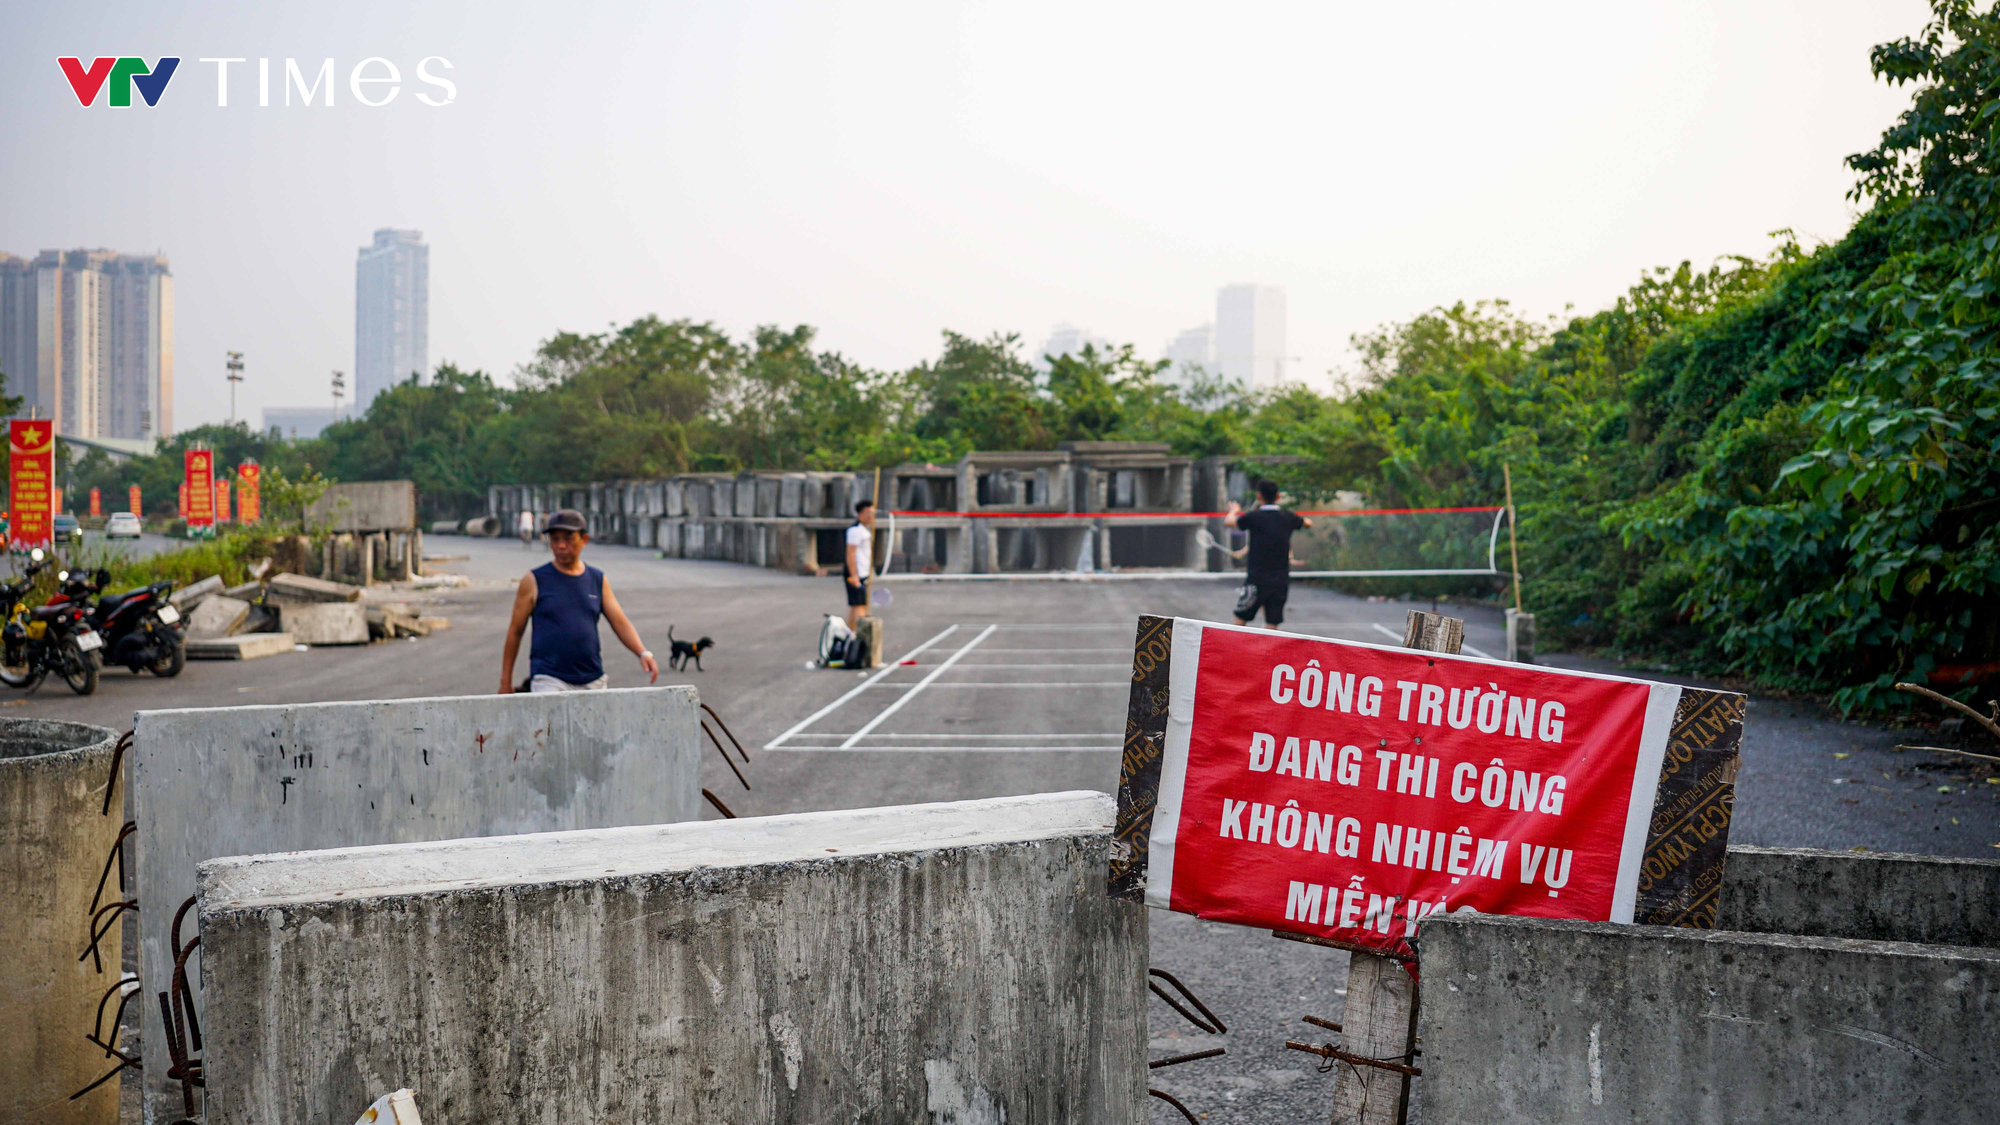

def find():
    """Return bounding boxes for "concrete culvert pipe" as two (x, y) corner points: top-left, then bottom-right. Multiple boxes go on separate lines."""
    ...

(0, 718), (125, 1125)
(463, 515), (502, 537)
(429, 519), (463, 535)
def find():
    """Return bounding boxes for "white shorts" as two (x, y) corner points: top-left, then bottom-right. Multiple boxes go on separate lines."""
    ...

(529, 674), (608, 693)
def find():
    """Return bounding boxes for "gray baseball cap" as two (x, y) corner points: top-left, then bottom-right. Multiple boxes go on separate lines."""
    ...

(546, 509), (587, 533)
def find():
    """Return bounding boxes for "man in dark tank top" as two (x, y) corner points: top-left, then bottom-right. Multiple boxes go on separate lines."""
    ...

(498, 509), (660, 692)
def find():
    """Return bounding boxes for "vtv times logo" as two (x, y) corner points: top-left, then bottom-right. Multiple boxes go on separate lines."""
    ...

(59, 56), (180, 107)
(59, 56), (455, 107)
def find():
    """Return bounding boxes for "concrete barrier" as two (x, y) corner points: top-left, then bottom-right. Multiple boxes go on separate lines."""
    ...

(196, 791), (1145, 1124)
(1415, 846), (2000, 1125)
(1718, 845), (2000, 947)
(0, 718), (123, 1125)
(134, 687), (704, 1123)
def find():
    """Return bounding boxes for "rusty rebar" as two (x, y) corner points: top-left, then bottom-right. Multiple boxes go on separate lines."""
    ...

(89, 821), (137, 915)
(1271, 927), (1418, 963)
(702, 788), (739, 818)
(168, 896), (203, 1056)
(67, 1049), (138, 1101)
(78, 900), (136, 973)
(1148, 967), (1226, 1034)
(1148, 1088), (1200, 1123)
(701, 702), (750, 763)
(1285, 1039), (1423, 1077)
(1302, 1014), (1342, 1033)
(702, 721), (752, 791)
(1149, 1047), (1226, 1069)
(88, 974), (140, 1056)
(101, 730), (132, 816)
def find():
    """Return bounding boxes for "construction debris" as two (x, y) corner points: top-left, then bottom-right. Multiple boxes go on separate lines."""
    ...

(168, 575), (223, 609)
(366, 606), (430, 639)
(281, 603), (370, 645)
(187, 633), (295, 660)
(185, 595), (251, 639)
(269, 573), (365, 604)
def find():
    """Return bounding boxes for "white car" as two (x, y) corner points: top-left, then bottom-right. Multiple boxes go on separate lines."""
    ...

(105, 512), (143, 539)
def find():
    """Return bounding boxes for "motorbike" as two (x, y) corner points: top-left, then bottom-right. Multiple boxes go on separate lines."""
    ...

(0, 551), (104, 695)
(45, 566), (187, 677)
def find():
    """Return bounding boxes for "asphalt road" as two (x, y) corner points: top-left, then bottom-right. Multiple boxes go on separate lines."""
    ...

(45, 533), (1992, 1125)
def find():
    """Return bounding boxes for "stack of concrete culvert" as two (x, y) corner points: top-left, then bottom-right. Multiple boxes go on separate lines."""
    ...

(0, 718), (125, 1125)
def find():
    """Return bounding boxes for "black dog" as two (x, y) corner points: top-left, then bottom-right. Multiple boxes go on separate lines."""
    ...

(668, 626), (715, 672)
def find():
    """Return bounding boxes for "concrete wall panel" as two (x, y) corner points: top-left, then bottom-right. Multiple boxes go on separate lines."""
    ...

(306, 480), (416, 532)
(134, 687), (702, 1121)
(1417, 913), (2000, 1125)
(198, 791), (1145, 1124)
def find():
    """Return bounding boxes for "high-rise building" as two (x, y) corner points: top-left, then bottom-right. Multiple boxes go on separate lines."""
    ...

(1162, 324), (1212, 388)
(106, 255), (173, 439)
(354, 228), (429, 412)
(262, 406), (340, 440)
(0, 249), (173, 439)
(1214, 283), (1287, 390)
(0, 256), (36, 413)
(1035, 323), (1111, 370)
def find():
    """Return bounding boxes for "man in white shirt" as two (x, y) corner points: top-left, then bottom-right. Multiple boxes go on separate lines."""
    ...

(844, 499), (877, 629)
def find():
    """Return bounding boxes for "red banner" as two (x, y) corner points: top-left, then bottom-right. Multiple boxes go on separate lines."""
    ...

(185, 449), (214, 529)
(237, 463), (261, 524)
(129, 484), (142, 516)
(8, 420), (54, 550)
(1137, 621), (1683, 960)
(215, 479), (231, 522)
(89, 487), (101, 517)
(178, 482), (187, 517)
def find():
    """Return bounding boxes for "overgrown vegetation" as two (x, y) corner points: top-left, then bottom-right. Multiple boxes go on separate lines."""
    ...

(42, 1), (1997, 711)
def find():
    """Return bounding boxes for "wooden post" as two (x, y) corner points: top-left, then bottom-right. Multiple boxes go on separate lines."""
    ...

(1327, 608), (1462, 1125)
(1503, 464), (1522, 613)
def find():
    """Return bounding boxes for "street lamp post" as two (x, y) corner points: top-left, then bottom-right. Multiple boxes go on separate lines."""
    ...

(226, 351), (245, 423)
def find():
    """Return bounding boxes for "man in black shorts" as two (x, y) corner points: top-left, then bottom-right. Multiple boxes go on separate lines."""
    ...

(1225, 479), (1311, 628)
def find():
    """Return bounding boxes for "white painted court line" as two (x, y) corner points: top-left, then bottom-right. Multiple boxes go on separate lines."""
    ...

(762, 624), (962, 749)
(1369, 620), (1494, 659)
(839, 624), (999, 748)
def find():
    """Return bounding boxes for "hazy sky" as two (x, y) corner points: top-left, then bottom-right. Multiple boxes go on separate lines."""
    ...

(3, 0), (1930, 430)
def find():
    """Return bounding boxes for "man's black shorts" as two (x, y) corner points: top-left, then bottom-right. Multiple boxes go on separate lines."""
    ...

(845, 576), (869, 607)
(1235, 580), (1288, 626)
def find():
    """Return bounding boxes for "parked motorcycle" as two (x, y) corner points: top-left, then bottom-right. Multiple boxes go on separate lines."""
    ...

(0, 552), (104, 694)
(45, 566), (187, 677)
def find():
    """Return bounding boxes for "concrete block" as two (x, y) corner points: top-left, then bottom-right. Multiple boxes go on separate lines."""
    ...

(1416, 913), (2000, 1125)
(281, 602), (370, 645)
(186, 632), (296, 660)
(168, 574), (222, 608)
(134, 686), (703, 1122)
(1720, 845), (2000, 948)
(306, 480), (417, 532)
(1506, 608), (1536, 663)
(268, 572), (363, 603)
(186, 594), (251, 639)
(0, 719), (122, 1125)
(197, 791), (1143, 1125)
(735, 477), (757, 518)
